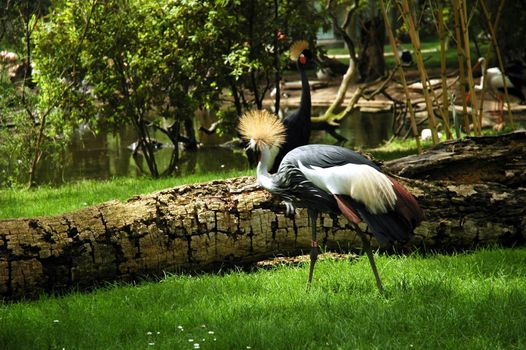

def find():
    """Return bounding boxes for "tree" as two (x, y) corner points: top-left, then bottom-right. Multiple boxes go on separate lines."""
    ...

(0, 0), (53, 187)
(314, 0), (387, 125)
(33, 0), (241, 177)
(31, 0), (324, 179)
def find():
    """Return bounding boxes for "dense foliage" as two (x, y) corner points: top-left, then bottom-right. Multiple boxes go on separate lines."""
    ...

(1, 0), (525, 185)
(30, 0), (323, 177)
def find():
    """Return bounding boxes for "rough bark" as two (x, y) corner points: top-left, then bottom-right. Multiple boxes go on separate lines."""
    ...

(1, 132), (525, 299)
(385, 131), (526, 187)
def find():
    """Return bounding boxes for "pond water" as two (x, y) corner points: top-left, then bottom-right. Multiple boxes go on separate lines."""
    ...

(30, 108), (393, 185)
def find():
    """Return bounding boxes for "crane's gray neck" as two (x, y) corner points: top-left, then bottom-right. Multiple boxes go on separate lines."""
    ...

(297, 62), (311, 119)
(256, 145), (275, 191)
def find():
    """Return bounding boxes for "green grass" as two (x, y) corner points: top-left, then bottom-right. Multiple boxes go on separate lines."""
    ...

(0, 169), (252, 219)
(365, 137), (435, 161)
(365, 125), (524, 161)
(326, 40), (489, 70)
(326, 41), (442, 57)
(1, 248), (525, 349)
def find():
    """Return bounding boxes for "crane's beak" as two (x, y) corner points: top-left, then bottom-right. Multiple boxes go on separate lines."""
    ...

(245, 138), (257, 151)
(472, 59), (483, 72)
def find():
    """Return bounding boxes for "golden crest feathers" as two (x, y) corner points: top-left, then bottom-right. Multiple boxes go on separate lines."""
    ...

(238, 110), (286, 151)
(289, 40), (309, 61)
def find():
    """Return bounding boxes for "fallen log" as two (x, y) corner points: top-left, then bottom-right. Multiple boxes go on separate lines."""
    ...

(1, 132), (525, 299)
(385, 131), (526, 187)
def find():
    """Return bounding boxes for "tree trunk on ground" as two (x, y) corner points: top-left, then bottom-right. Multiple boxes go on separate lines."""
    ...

(1, 132), (525, 299)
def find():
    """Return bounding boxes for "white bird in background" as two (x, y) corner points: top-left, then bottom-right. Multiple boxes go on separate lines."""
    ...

(471, 57), (526, 129)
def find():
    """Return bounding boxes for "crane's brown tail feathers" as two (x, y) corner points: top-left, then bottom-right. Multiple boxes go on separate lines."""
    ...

(334, 195), (362, 225)
(334, 178), (423, 244)
(237, 109), (286, 151)
(389, 176), (424, 230)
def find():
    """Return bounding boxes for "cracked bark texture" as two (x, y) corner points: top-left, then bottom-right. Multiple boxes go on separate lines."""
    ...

(1, 132), (525, 299)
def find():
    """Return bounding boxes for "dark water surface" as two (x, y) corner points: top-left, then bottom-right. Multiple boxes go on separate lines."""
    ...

(31, 109), (393, 185)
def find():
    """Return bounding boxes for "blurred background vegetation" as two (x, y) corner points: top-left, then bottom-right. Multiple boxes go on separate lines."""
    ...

(0, 0), (524, 189)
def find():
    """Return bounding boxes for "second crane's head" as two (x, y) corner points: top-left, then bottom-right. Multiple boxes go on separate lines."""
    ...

(290, 40), (313, 67)
(238, 110), (286, 167)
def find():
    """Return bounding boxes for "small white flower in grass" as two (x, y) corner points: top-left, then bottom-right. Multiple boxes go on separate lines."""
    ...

(156, 332), (160, 335)
(148, 342), (155, 346)
(207, 331), (214, 335)
(188, 339), (194, 342)
(147, 331), (153, 335)
(201, 324), (206, 328)
(246, 347), (252, 349)
(177, 325), (184, 331)
(53, 320), (60, 323)
(193, 344), (200, 349)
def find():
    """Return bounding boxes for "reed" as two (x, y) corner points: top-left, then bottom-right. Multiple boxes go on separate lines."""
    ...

(436, 1), (452, 139)
(479, 0), (515, 128)
(457, 0), (481, 135)
(397, 0), (440, 144)
(378, 0), (421, 153)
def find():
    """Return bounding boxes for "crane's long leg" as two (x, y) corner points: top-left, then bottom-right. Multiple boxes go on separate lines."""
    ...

(307, 210), (319, 289)
(352, 223), (385, 295)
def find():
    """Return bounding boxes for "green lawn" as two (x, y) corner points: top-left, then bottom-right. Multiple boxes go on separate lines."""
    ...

(1, 248), (525, 349)
(326, 40), (488, 70)
(0, 169), (252, 219)
(326, 41), (442, 57)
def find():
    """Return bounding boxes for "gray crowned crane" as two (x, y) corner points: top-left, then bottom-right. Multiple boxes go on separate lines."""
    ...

(238, 110), (423, 294)
(269, 40), (313, 173)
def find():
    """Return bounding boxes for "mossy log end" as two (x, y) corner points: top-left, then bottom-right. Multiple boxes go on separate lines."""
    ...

(1, 132), (526, 299)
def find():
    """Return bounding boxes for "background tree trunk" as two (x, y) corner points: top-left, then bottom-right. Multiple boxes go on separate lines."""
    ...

(1, 132), (525, 299)
(357, 16), (385, 82)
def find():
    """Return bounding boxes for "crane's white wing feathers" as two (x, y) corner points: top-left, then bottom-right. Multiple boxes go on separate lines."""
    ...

(297, 161), (396, 214)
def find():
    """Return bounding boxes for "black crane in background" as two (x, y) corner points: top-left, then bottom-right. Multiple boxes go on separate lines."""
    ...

(269, 40), (313, 173)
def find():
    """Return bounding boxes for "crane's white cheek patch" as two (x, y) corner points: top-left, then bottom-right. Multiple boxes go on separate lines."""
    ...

(298, 161), (396, 214)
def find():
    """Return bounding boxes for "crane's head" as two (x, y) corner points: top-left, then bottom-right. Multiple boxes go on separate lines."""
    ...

(473, 57), (486, 72)
(289, 40), (313, 66)
(238, 109), (286, 153)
